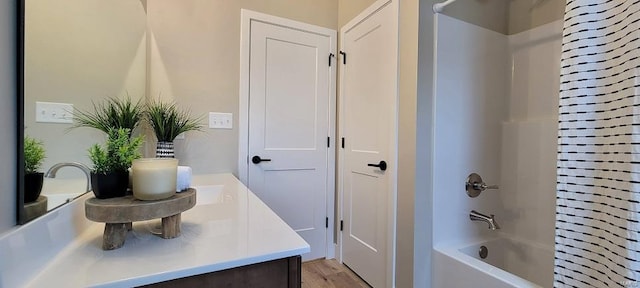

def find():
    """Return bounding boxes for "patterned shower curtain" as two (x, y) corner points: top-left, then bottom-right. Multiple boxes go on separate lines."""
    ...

(555, 1), (640, 287)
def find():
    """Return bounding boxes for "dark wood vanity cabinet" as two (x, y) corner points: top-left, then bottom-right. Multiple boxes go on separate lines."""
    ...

(140, 256), (301, 288)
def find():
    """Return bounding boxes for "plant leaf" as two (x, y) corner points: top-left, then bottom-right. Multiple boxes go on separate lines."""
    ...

(146, 99), (203, 141)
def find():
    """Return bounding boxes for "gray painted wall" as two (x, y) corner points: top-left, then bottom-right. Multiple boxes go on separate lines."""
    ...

(337, 0), (375, 28)
(416, 1), (435, 286)
(442, 0), (510, 34)
(509, 0), (565, 35)
(397, 0), (418, 287)
(0, 0), (17, 234)
(442, 0), (565, 35)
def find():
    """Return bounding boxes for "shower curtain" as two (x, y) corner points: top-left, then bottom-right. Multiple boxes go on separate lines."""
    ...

(556, 1), (640, 287)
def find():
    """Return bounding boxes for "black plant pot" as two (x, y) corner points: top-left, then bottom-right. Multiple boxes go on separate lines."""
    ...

(91, 171), (129, 199)
(24, 172), (44, 203)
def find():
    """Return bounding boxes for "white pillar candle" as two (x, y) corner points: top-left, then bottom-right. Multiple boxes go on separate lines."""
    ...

(132, 158), (178, 201)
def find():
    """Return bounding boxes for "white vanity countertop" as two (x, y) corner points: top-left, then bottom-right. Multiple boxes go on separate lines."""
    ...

(25, 173), (310, 288)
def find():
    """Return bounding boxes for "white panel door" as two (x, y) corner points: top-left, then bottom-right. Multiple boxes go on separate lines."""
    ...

(340, 1), (397, 287)
(248, 20), (331, 261)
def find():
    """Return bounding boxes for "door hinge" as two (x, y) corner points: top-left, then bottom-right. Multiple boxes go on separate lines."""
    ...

(326, 217), (329, 228)
(327, 137), (330, 148)
(340, 220), (344, 231)
(329, 53), (335, 67)
(339, 51), (346, 64)
(341, 137), (345, 148)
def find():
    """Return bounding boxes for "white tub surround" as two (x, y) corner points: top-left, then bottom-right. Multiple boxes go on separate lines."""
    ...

(433, 13), (509, 246)
(0, 174), (309, 288)
(432, 13), (561, 288)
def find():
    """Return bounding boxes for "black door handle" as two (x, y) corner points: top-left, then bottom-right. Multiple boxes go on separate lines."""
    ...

(252, 156), (271, 164)
(367, 160), (387, 171)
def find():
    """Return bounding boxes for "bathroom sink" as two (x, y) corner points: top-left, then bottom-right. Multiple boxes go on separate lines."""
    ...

(192, 185), (225, 205)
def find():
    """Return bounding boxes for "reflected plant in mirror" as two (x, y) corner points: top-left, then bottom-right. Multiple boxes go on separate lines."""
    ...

(72, 96), (144, 137)
(23, 136), (45, 203)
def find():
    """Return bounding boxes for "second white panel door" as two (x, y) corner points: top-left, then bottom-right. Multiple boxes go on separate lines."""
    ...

(340, 1), (398, 287)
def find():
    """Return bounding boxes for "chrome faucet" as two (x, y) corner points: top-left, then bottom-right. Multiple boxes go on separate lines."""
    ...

(45, 162), (92, 192)
(470, 210), (500, 230)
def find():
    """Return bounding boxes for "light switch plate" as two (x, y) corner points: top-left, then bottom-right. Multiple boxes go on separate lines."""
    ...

(36, 102), (74, 124)
(209, 112), (233, 129)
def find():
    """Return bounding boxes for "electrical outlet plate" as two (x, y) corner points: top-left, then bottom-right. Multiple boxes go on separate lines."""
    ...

(209, 112), (233, 129)
(36, 102), (74, 124)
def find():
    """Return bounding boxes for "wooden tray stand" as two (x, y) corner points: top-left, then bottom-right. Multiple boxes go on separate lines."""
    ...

(85, 189), (196, 250)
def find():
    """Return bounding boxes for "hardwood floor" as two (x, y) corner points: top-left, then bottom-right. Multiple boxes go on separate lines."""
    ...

(302, 259), (370, 288)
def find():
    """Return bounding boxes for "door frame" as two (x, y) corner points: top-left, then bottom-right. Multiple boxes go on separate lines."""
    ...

(337, 0), (399, 286)
(238, 9), (337, 259)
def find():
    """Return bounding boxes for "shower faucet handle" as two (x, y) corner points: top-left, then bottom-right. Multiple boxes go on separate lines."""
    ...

(473, 182), (499, 191)
(465, 173), (499, 198)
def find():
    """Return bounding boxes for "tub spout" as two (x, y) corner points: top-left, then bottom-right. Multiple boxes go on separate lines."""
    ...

(470, 210), (500, 230)
(45, 162), (92, 192)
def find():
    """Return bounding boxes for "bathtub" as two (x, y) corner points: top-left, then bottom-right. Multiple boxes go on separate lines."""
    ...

(434, 237), (554, 288)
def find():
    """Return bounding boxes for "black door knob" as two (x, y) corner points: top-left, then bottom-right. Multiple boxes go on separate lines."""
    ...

(252, 156), (272, 164)
(367, 160), (387, 171)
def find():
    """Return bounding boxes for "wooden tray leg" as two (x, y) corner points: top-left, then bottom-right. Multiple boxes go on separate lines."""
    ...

(103, 223), (128, 250)
(161, 213), (181, 239)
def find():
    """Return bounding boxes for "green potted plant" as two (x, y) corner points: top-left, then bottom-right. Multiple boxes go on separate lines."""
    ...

(24, 136), (46, 203)
(146, 100), (203, 158)
(73, 96), (144, 137)
(88, 128), (143, 199)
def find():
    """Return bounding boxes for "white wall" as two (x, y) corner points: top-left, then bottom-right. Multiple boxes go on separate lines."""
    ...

(500, 20), (562, 249)
(432, 14), (509, 246)
(0, 0), (16, 234)
(432, 11), (561, 247)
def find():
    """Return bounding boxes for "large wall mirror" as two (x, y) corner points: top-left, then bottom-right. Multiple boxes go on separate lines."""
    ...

(16, 0), (347, 225)
(18, 0), (147, 223)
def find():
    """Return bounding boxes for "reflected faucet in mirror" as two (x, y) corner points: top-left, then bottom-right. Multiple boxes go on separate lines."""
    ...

(45, 162), (92, 192)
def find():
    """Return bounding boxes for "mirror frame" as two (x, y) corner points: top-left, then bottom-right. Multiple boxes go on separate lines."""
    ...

(17, 0), (25, 224)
